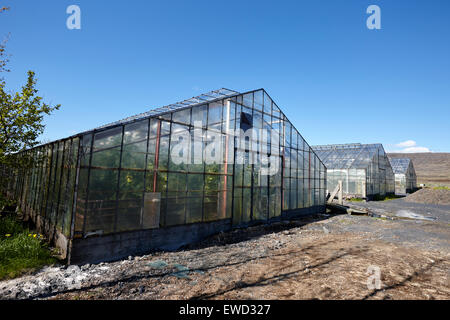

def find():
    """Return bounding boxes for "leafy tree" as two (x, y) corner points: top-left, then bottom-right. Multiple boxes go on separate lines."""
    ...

(0, 36), (9, 74)
(0, 71), (60, 164)
(0, 72), (60, 206)
(0, 7), (10, 74)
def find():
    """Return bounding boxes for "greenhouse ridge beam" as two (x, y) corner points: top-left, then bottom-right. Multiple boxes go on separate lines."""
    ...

(312, 143), (382, 150)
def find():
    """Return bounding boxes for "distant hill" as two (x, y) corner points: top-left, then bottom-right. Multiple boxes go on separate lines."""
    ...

(387, 153), (450, 187)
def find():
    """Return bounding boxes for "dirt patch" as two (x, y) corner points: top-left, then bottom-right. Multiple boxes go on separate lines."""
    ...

(49, 231), (449, 300)
(405, 189), (450, 206)
(1, 206), (449, 301)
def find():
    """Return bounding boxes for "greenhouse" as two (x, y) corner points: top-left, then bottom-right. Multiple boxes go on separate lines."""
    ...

(3, 88), (326, 264)
(311, 143), (395, 199)
(389, 158), (417, 195)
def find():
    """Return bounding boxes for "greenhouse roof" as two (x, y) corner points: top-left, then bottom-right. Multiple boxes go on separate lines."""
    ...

(389, 158), (411, 174)
(311, 143), (385, 169)
(92, 88), (239, 132)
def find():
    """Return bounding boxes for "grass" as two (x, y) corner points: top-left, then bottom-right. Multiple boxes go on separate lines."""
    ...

(433, 186), (450, 190)
(348, 195), (400, 202)
(348, 198), (365, 202)
(372, 194), (402, 201)
(0, 214), (57, 280)
(338, 219), (354, 225)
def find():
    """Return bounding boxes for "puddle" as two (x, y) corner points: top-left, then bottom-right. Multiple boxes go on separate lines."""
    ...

(172, 263), (190, 279)
(395, 210), (437, 221)
(147, 260), (168, 269)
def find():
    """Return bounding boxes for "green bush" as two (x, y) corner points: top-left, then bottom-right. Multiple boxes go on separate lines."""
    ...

(0, 215), (56, 280)
(0, 215), (24, 236)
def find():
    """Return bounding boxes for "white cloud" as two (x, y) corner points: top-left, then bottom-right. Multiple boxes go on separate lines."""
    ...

(395, 140), (417, 148)
(400, 146), (431, 153)
(388, 140), (431, 153)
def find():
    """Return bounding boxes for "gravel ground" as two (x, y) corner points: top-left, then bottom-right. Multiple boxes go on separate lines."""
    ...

(0, 200), (448, 300)
(403, 188), (450, 206)
(340, 198), (450, 252)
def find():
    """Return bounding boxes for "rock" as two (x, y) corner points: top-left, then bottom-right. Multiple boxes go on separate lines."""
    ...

(139, 286), (145, 294)
(128, 256), (133, 261)
(66, 265), (80, 274)
(81, 264), (90, 271)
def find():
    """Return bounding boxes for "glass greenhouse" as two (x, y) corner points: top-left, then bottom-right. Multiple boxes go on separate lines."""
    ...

(389, 158), (417, 195)
(311, 143), (395, 199)
(3, 88), (326, 264)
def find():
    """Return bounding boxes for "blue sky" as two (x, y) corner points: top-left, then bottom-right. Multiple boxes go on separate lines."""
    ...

(1, 0), (449, 152)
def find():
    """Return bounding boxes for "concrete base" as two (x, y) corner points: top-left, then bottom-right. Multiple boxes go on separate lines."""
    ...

(69, 219), (232, 265)
(281, 205), (326, 219)
(12, 197), (326, 265)
(69, 205), (326, 265)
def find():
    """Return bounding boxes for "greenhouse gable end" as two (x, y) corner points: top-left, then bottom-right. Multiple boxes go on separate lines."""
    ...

(389, 157), (417, 195)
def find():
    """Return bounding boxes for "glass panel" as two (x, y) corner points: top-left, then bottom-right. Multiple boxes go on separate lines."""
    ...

(188, 127), (204, 173)
(172, 108), (191, 125)
(203, 174), (220, 221)
(191, 104), (207, 127)
(207, 102), (222, 132)
(186, 173), (203, 223)
(122, 141), (147, 169)
(117, 170), (145, 232)
(93, 127), (122, 150)
(169, 124), (190, 172)
(263, 92), (272, 114)
(243, 92), (253, 108)
(91, 147), (121, 169)
(85, 169), (118, 234)
(253, 90), (263, 111)
(124, 120), (148, 144)
(165, 172), (186, 226)
(63, 138), (79, 236)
